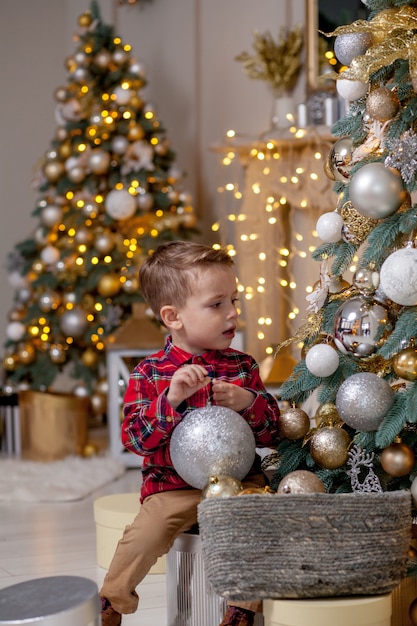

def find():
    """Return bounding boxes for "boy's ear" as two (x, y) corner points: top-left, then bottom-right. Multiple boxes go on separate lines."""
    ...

(160, 305), (182, 330)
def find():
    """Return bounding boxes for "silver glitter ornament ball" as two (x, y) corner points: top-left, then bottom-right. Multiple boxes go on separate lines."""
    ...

(334, 33), (372, 66)
(336, 372), (394, 432)
(169, 405), (256, 489)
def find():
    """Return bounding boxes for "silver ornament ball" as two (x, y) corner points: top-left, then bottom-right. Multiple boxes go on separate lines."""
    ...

(335, 372), (394, 432)
(169, 405), (256, 489)
(349, 162), (405, 219)
(329, 137), (353, 183)
(334, 295), (389, 357)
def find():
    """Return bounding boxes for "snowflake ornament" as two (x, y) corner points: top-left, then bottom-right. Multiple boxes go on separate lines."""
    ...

(384, 129), (417, 185)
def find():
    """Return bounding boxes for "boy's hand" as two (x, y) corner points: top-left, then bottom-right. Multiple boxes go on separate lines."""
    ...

(211, 379), (254, 413)
(167, 364), (211, 409)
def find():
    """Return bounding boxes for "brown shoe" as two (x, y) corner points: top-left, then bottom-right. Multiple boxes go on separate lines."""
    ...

(101, 597), (122, 626)
(219, 606), (255, 626)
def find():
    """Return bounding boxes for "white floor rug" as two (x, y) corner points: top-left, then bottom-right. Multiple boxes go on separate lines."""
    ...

(0, 455), (126, 502)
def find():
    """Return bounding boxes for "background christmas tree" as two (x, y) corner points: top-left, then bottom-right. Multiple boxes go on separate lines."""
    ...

(271, 0), (417, 509)
(2, 1), (197, 396)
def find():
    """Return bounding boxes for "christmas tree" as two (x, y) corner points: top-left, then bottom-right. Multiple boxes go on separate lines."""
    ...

(2, 1), (197, 395)
(271, 0), (417, 509)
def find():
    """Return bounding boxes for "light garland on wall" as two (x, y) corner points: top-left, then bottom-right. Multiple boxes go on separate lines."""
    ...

(212, 128), (345, 363)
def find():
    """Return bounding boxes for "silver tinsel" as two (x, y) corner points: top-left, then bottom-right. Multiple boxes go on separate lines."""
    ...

(384, 129), (417, 185)
(169, 405), (256, 490)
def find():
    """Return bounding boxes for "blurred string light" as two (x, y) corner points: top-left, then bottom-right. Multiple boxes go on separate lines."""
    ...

(212, 127), (340, 360)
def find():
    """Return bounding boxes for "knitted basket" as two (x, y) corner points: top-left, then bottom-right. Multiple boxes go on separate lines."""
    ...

(197, 491), (411, 600)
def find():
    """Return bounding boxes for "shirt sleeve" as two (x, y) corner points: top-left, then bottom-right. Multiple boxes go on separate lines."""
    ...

(121, 361), (183, 456)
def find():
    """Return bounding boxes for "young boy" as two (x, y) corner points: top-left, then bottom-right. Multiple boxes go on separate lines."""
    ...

(100, 240), (281, 626)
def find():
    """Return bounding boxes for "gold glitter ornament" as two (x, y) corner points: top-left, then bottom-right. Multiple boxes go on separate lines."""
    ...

(366, 87), (400, 122)
(277, 470), (326, 494)
(381, 441), (415, 477)
(340, 201), (378, 245)
(278, 406), (310, 440)
(309, 426), (351, 469)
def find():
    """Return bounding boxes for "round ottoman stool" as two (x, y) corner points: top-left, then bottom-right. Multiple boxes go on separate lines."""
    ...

(263, 594), (392, 626)
(93, 493), (165, 574)
(0, 575), (99, 625)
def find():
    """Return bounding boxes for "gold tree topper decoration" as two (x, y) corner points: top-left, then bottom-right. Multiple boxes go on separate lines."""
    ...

(235, 26), (303, 95)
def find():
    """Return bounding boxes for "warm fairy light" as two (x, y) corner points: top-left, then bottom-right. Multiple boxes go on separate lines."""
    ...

(252, 183), (261, 194)
(310, 172), (319, 181)
(95, 303), (103, 311)
(66, 302), (74, 310)
(87, 313), (94, 322)
(257, 285), (265, 293)
(259, 253), (266, 261)
(226, 129), (236, 138)
(102, 93), (110, 101)
(66, 191), (74, 200)
(144, 111), (154, 120)
(228, 214), (237, 221)
(289, 281), (296, 289)
(279, 248), (290, 256)
(212, 222), (220, 232)
(225, 183), (235, 191)
(123, 111), (131, 119)
(280, 279), (288, 287)
(91, 333), (99, 342)
(68, 228), (76, 237)
(257, 152), (265, 161)
(92, 257), (99, 265)
(279, 259), (287, 267)
(75, 257), (84, 266)
(77, 143), (87, 153)
(29, 326), (40, 336)
(314, 151), (322, 160)
(95, 194), (104, 203)
(104, 255), (112, 263)
(306, 285), (313, 293)
(291, 176), (299, 184)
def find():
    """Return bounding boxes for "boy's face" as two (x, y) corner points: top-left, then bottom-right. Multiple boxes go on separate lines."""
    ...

(172, 265), (239, 354)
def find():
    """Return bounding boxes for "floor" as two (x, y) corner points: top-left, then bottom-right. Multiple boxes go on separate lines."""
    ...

(0, 466), (167, 625)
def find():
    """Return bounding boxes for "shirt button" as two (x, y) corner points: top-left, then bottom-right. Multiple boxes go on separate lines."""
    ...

(166, 416), (173, 423)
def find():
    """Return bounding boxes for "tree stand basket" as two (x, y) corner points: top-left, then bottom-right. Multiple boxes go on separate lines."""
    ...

(197, 491), (411, 601)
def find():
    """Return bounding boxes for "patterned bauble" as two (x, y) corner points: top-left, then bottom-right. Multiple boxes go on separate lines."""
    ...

(340, 201), (378, 245)
(336, 78), (368, 102)
(305, 343), (340, 377)
(169, 405), (256, 490)
(349, 163), (405, 219)
(393, 346), (417, 381)
(105, 189), (137, 220)
(329, 137), (353, 183)
(333, 296), (390, 358)
(201, 475), (243, 499)
(278, 407), (310, 440)
(366, 87), (400, 123)
(380, 442), (415, 477)
(277, 470), (326, 494)
(353, 267), (379, 296)
(334, 32), (372, 66)
(380, 247), (417, 306)
(316, 211), (344, 243)
(309, 426), (351, 469)
(335, 372), (394, 432)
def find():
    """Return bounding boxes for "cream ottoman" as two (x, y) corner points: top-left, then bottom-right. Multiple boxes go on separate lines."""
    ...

(263, 594), (392, 626)
(93, 493), (166, 574)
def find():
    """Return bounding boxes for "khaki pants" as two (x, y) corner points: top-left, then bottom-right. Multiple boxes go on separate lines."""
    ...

(100, 477), (264, 616)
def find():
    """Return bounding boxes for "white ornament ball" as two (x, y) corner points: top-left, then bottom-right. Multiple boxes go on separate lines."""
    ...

(316, 212), (344, 243)
(40, 245), (60, 265)
(336, 78), (368, 101)
(334, 33), (373, 66)
(305, 344), (340, 378)
(6, 321), (26, 341)
(41, 204), (63, 227)
(111, 135), (129, 155)
(380, 247), (417, 306)
(113, 86), (132, 105)
(349, 162), (405, 219)
(335, 372), (394, 432)
(8, 271), (27, 289)
(88, 149), (111, 175)
(169, 405), (256, 489)
(105, 189), (137, 220)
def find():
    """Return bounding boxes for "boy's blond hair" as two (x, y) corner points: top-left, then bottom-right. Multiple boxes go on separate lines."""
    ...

(139, 241), (234, 324)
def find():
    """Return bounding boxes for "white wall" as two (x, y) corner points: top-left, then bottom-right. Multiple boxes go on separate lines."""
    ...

(0, 0), (306, 350)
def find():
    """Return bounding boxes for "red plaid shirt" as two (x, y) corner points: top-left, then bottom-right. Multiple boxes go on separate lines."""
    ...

(122, 336), (281, 502)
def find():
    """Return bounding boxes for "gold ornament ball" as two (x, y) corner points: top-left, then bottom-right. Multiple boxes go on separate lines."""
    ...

(201, 475), (243, 499)
(81, 347), (99, 368)
(393, 347), (417, 381)
(238, 486), (274, 496)
(381, 442), (415, 477)
(78, 11), (93, 27)
(82, 442), (99, 458)
(3, 354), (19, 372)
(97, 273), (121, 297)
(17, 344), (36, 365)
(277, 470), (326, 494)
(127, 123), (145, 141)
(310, 427), (351, 469)
(43, 160), (65, 182)
(279, 407), (310, 440)
(366, 87), (400, 122)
